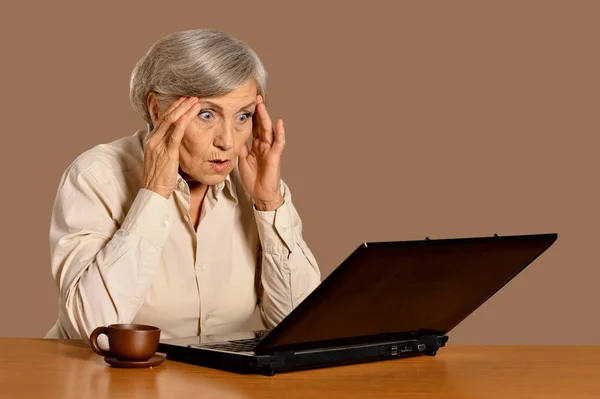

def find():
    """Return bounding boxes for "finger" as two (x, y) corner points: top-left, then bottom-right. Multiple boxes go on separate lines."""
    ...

(161, 96), (198, 129)
(250, 94), (262, 142)
(252, 110), (260, 141)
(272, 119), (286, 154)
(149, 96), (185, 133)
(162, 96), (188, 120)
(152, 97), (199, 141)
(145, 96), (187, 144)
(238, 139), (250, 161)
(167, 100), (201, 148)
(256, 102), (273, 144)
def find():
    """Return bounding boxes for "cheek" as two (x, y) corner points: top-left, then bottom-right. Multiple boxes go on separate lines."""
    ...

(235, 128), (253, 150)
(180, 129), (210, 160)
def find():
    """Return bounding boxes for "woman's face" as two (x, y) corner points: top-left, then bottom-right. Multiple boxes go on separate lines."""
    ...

(151, 79), (257, 187)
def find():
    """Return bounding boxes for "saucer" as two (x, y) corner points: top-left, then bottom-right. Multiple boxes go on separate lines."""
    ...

(104, 354), (166, 368)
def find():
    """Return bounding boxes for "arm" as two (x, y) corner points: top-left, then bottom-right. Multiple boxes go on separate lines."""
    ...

(51, 95), (202, 343)
(253, 180), (321, 328)
(50, 163), (173, 343)
(237, 94), (320, 327)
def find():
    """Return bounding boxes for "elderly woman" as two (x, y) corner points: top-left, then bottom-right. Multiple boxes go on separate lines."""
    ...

(45, 29), (321, 343)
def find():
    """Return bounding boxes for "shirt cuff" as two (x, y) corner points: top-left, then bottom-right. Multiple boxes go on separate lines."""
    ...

(253, 199), (297, 255)
(120, 189), (174, 247)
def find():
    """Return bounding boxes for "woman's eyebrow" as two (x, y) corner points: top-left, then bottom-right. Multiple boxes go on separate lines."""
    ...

(240, 101), (257, 111)
(199, 100), (256, 112)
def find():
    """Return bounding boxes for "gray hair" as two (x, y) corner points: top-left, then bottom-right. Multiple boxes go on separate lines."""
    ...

(129, 29), (268, 125)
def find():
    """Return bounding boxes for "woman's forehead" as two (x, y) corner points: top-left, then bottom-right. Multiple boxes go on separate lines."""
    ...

(199, 80), (257, 109)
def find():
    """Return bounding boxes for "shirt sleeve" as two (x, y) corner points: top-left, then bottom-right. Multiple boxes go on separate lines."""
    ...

(49, 162), (173, 345)
(252, 180), (322, 328)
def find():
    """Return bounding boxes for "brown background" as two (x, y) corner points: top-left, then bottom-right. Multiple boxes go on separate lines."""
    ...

(0, 1), (598, 344)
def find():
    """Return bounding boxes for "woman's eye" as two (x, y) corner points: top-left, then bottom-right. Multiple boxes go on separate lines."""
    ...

(238, 113), (252, 122)
(199, 111), (212, 120)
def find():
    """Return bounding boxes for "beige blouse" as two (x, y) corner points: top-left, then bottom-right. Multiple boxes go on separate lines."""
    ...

(45, 129), (321, 343)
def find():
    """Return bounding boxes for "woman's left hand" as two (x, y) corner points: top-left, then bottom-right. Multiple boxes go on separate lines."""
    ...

(238, 95), (286, 211)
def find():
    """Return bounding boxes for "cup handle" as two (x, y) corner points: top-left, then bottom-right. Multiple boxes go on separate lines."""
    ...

(89, 326), (109, 356)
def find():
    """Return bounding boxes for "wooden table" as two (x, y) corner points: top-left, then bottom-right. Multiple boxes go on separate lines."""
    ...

(0, 339), (599, 398)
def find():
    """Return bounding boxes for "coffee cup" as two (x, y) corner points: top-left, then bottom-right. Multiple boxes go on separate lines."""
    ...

(89, 324), (161, 361)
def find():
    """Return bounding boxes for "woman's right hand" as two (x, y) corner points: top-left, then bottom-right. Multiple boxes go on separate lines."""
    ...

(142, 96), (201, 198)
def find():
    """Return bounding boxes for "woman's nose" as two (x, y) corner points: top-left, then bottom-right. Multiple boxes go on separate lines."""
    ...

(214, 123), (234, 151)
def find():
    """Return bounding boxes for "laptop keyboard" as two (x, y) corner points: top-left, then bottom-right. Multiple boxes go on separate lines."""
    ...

(187, 330), (272, 352)
(191, 338), (261, 352)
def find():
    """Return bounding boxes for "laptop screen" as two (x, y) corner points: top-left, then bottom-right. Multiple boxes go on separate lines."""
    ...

(255, 233), (557, 354)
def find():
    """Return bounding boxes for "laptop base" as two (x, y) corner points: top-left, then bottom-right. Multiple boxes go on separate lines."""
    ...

(158, 334), (448, 376)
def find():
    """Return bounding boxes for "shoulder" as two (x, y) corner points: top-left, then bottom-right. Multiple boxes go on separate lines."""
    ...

(61, 130), (145, 186)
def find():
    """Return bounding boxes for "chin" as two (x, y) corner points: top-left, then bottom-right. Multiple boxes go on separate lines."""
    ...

(182, 162), (234, 186)
(204, 175), (228, 185)
(188, 171), (229, 186)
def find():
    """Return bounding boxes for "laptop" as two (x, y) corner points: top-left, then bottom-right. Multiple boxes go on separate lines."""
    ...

(158, 232), (558, 376)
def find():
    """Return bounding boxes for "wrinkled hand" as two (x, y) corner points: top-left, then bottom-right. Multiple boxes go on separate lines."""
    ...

(238, 95), (285, 211)
(143, 96), (200, 198)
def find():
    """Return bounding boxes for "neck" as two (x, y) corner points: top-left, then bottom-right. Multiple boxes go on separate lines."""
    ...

(187, 181), (209, 198)
(178, 167), (209, 196)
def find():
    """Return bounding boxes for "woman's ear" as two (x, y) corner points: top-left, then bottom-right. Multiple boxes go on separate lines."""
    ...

(146, 92), (162, 128)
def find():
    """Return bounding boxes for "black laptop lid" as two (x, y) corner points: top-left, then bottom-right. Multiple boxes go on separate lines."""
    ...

(254, 233), (557, 354)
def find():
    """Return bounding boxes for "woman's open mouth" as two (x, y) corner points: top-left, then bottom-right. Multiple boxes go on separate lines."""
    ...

(209, 160), (231, 173)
